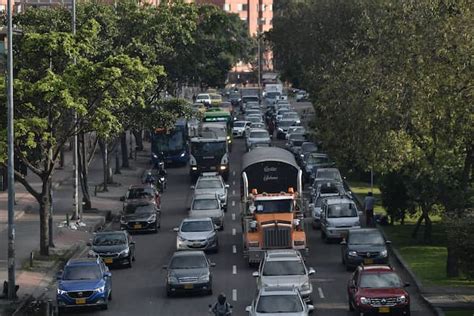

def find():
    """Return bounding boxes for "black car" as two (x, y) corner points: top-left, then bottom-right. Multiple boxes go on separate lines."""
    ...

(341, 229), (390, 270)
(296, 142), (318, 166)
(121, 184), (161, 211)
(303, 153), (335, 183)
(88, 231), (136, 268)
(120, 203), (161, 233)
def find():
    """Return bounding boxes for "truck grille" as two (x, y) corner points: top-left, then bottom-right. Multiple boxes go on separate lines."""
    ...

(369, 297), (398, 307)
(263, 226), (291, 249)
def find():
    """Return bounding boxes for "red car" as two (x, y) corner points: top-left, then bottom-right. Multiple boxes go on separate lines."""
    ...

(347, 265), (410, 316)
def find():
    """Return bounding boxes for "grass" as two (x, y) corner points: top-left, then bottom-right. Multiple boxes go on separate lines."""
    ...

(348, 180), (474, 288)
(445, 311), (474, 316)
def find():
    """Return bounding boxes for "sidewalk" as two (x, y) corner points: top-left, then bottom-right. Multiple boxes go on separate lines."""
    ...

(0, 136), (152, 314)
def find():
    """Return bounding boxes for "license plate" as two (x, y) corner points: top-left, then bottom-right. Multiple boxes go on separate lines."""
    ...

(134, 224), (142, 229)
(193, 243), (202, 247)
(379, 307), (390, 313)
(75, 298), (86, 305)
(183, 284), (193, 289)
(364, 259), (374, 264)
(104, 258), (113, 264)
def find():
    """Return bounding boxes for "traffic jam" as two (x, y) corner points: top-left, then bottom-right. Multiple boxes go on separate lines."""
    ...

(55, 86), (412, 316)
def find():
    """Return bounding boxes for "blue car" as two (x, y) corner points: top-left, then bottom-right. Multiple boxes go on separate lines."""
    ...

(56, 257), (112, 311)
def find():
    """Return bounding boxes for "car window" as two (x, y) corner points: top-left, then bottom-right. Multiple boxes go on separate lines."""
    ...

(93, 233), (127, 246)
(256, 294), (304, 313)
(327, 203), (358, 218)
(234, 122), (246, 127)
(170, 255), (208, 269)
(63, 265), (102, 280)
(192, 199), (219, 210)
(181, 221), (214, 232)
(349, 232), (385, 245)
(250, 131), (269, 138)
(359, 272), (403, 288)
(197, 180), (223, 189)
(317, 170), (341, 181)
(263, 260), (306, 276)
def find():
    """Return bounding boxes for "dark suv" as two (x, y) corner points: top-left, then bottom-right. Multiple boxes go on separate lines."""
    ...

(341, 228), (390, 270)
(347, 265), (410, 315)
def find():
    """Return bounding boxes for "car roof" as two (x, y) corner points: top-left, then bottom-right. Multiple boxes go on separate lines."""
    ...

(260, 286), (300, 296)
(67, 257), (101, 266)
(172, 250), (206, 257)
(193, 193), (219, 200)
(359, 265), (395, 273)
(94, 230), (127, 236)
(265, 250), (302, 261)
(325, 197), (354, 205)
(182, 217), (213, 223)
(234, 120), (249, 124)
(249, 128), (268, 133)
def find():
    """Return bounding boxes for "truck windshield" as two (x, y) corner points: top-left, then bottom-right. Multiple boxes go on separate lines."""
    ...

(266, 92), (280, 99)
(254, 199), (293, 213)
(191, 141), (226, 156)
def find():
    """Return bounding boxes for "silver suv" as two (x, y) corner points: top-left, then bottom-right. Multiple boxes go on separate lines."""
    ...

(320, 197), (360, 242)
(189, 194), (225, 230)
(192, 173), (229, 211)
(245, 286), (314, 316)
(252, 250), (315, 303)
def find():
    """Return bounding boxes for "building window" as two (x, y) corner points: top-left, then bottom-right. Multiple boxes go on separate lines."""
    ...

(0, 4), (5, 13)
(223, 3), (230, 11)
(238, 3), (248, 11)
(268, 4), (273, 11)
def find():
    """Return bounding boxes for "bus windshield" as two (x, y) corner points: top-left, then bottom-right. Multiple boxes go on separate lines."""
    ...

(152, 130), (185, 152)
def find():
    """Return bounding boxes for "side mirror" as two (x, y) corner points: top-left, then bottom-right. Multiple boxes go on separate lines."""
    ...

(210, 262), (216, 267)
(245, 306), (252, 312)
(190, 186), (195, 190)
(214, 225), (219, 231)
(162, 265), (168, 270)
(173, 227), (179, 232)
(104, 272), (112, 278)
(385, 240), (392, 245)
(225, 184), (230, 188)
(56, 270), (63, 280)
(308, 267), (316, 275)
(130, 241), (136, 245)
(307, 304), (315, 312)
(252, 271), (259, 277)
(120, 196), (125, 202)
(340, 240), (347, 245)
(86, 241), (92, 247)
(208, 304), (212, 308)
(404, 282), (410, 287)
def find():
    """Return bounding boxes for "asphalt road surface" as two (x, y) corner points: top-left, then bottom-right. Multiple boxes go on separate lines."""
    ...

(48, 101), (434, 316)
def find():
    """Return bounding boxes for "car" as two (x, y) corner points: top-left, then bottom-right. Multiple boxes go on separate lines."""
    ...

(264, 91), (281, 105)
(174, 217), (219, 252)
(296, 90), (309, 102)
(120, 184), (161, 212)
(320, 196), (361, 242)
(302, 153), (334, 182)
(253, 250), (315, 303)
(286, 133), (307, 155)
(276, 119), (298, 139)
(120, 202), (160, 233)
(249, 142), (271, 151)
(247, 115), (264, 124)
(297, 142), (318, 166)
(309, 178), (342, 198)
(56, 257), (112, 311)
(286, 126), (306, 140)
(347, 265), (410, 315)
(196, 93), (211, 105)
(309, 182), (347, 229)
(275, 108), (291, 122)
(282, 112), (301, 124)
(229, 92), (241, 106)
(209, 93), (223, 105)
(232, 120), (251, 137)
(341, 229), (390, 270)
(245, 121), (266, 136)
(164, 251), (215, 296)
(245, 109), (262, 117)
(87, 231), (136, 268)
(192, 172), (229, 210)
(246, 129), (271, 151)
(313, 167), (343, 183)
(245, 286), (314, 316)
(189, 194), (225, 230)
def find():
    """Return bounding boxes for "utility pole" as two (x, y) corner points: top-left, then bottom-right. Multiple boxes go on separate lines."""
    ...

(72, 0), (80, 221)
(6, 0), (17, 299)
(257, 0), (263, 92)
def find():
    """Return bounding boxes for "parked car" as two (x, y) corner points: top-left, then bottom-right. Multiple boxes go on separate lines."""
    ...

(174, 217), (219, 252)
(276, 120), (299, 139)
(196, 93), (211, 105)
(245, 286), (314, 316)
(120, 184), (161, 212)
(232, 120), (251, 138)
(320, 196), (361, 242)
(189, 194), (225, 230)
(347, 265), (410, 315)
(192, 172), (229, 211)
(246, 129), (271, 151)
(341, 228), (390, 270)
(120, 203), (160, 233)
(164, 251), (215, 296)
(253, 250), (315, 303)
(87, 231), (136, 268)
(56, 257), (112, 311)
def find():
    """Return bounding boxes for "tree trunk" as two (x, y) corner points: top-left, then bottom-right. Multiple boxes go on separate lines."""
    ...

(121, 132), (130, 168)
(39, 176), (52, 256)
(59, 147), (65, 168)
(79, 133), (92, 210)
(411, 214), (424, 239)
(446, 245), (459, 277)
(133, 130), (144, 151)
(423, 208), (432, 243)
(106, 141), (115, 184)
(114, 145), (121, 174)
(99, 139), (109, 192)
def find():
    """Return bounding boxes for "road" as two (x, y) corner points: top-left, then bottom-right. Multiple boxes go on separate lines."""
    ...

(44, 101), (434, 316)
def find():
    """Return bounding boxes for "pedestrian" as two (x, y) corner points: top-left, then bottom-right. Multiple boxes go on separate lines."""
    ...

(364, 192), (375, 227)
(192, 94), (197, 103)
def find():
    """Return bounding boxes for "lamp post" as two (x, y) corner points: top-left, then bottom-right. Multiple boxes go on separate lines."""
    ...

(72, 0), (80, 221)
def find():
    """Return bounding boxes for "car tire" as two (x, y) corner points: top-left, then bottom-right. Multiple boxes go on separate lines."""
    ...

(166, 288), (173, 297)
(101, 303), (108, 310)
(108, 290), (112, 300)
(207, 287), (213, 296)
(321, 231), (327, 242)
(348, 299), (354, 311)
(127, 257), (133, 268)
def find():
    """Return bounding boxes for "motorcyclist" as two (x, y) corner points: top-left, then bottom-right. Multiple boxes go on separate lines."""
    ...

(144, 171), (156, 185)
(210, 293), (232, 316)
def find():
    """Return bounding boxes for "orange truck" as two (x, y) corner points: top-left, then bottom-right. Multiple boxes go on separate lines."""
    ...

(240, 147), (307, 265)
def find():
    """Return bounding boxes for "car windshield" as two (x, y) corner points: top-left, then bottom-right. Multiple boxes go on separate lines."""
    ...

(63, 265), (102, 280)
(210, 95), (221, 100)
(170, 255), (208, 269)
(308, 156), (329, 164)
(350, 232), (385, 245)
(319, 185), (341, 195)
(181, 221), (214, 232)
(248, 117), (262, 123)
(93, 233), (127, 246)
(317, 170), (341, 181)
(191, 141), (226, 156)
(243, 96), (259, 102)
(283, 114), (299, 120)
(302, 144), (318, 152)
(327, 203), (358, 218)
(266, 92), (281, 98)
(278, 120), (295, 127)
(124, 204), (154, 215)
(250, 131), (269, 138)
(263, 260), (306, 276)
(234, 122), (246, 127)
(192, 199), (219, 210)
(197, 95), (209, 100)
(197, 179), (223, 189)
(254, 199), (293, 213)
(127, 188), (154, 199)
(359, 272), (403, 288)
(256, 294), (303, 313)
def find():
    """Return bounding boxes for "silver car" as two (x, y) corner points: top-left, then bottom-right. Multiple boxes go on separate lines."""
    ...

(189, 194), (225, 230)
(320, 197), (361, 242)
(192, 173), (229, 211)
(246, 128), (271, 151)
(232, 121), (251, 138)
(253, 250), (315, 303)
(174, 218), (218, 252)
(245, 286), (314, 316)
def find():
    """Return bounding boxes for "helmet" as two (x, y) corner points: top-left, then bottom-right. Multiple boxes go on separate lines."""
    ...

(217, 293), (226, 304)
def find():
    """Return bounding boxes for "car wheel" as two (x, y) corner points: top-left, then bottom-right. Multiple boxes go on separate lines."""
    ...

(348, 299), (354, 311)
(127, 257), (133, 268)
(321, 231), (327, 241)
(101, 302), (108, 310)
(108, 290), (112, 300)
(166, 288), (173, 297)
(207, 287), (213, 296)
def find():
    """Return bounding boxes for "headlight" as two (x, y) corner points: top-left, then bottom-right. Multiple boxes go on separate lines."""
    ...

(88, 250), (98, 257)
(118, 248), (130, 257)
(220, 165), (227, 170)
(397, 295), (406, 303)
(191, 166), (198, 171)
(277, 128), (283, 132)
(248, 241), (259, 247)
(177, 236), (186, 242)
(57, 289), (67, 295)
(95, 285), (105, 293)
(180, 151), (186, 157)
(199, 274), (210, 282)
(226, 136), (230, 140)
(147, 214), (156, 223)
(348, 251), (358, 257)
(301, 281), (311, 291)
(360, 296), (369, 304)
(380, 250), (388, 257)
(167, 275), (178, 283)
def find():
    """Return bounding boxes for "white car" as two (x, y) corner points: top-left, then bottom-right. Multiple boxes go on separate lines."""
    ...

(246, 286), (314, 316)
(246, 128), (271, 151)
(196, 93), (211, 105)
(320, 197), (360, 242)
(286, 126), (306, 140)
(232, 121), (251, 138)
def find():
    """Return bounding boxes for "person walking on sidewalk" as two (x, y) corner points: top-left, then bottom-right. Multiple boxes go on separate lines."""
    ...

(364, 192), (376, 227)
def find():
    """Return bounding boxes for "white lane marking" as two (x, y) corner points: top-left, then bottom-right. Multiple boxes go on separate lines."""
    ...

(232, 228), (236, 236)
(232, 265), (237, 274)
(232, 200), (235, 207)
(318, 287), (325, 299)
(232, 171), (236, 177)
(232, 245), (237, 254)
(232, 180), (236, 186)
(232, 190), (235, 195)
(232, 289), (237, 301)
(232, 213), (236, 220)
